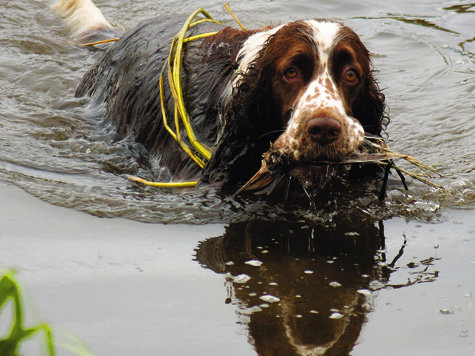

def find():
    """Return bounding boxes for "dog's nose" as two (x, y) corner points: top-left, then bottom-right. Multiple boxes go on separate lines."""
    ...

(306, 117), (342, 145)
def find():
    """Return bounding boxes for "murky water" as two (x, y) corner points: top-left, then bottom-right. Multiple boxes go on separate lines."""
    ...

(0, 0), (473, 224)
(0, 1), (474, 355)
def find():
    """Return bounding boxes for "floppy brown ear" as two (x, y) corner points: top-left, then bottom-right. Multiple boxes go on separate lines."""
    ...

(200, 57), (283, 188)
(352, 71), (388, 136)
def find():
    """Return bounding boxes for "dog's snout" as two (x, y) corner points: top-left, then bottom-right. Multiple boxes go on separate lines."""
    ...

(306, 117), (342, 145)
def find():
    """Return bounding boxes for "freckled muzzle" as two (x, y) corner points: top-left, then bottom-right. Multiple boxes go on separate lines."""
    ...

(270, 109), (365, 165)
(269, 67), (365, 166)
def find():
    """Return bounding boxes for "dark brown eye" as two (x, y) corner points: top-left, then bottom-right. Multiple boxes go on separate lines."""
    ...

(344, 69), (358, 83)
(284, 67), (299, 80)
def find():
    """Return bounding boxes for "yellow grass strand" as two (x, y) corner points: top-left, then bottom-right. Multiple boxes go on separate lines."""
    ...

(126, 175), (198, 188)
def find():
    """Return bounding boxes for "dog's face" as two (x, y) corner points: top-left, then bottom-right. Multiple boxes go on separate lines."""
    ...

(261, 20), (371, 164)
(206, 19), (385, 188)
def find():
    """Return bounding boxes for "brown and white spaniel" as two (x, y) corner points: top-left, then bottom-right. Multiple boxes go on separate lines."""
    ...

(54, 0), (387, 194)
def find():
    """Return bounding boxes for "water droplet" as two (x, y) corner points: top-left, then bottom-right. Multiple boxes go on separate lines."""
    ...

(260, 294), (281, 303)
(439, 309), (454, 315)
(330, 281), (342, 287)
(233, 274), (251, 284)
(357, 289), (372, 296)
(369, 280), (385, 290)
(329, 312), (344, 319)
(245, 306), (262, 313)
(245, 260), (263, 267)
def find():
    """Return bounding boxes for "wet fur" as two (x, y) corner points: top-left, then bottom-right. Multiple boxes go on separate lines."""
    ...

(55, 1), (387, 191)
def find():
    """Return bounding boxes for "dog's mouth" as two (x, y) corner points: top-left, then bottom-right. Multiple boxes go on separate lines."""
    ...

(235, 136), (394, 196)
(234, 134), (442, 198)
(235, 157), (348, 196)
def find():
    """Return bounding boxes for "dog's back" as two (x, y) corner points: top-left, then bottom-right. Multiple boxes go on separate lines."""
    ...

(55, 1), (243, 181)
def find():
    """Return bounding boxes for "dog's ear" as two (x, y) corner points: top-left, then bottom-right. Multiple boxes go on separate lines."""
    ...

(200, 65), (281, 188)
(200, 130), (258, 188)
(352, 72), (388, 136)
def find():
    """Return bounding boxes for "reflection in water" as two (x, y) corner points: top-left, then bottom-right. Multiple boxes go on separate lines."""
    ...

(443, 3), (475, 14)
(196, 215), (441, 355)
(459, 37), (475, 58)
(383, 15), (457, 34)
(196, 216), (387, 355)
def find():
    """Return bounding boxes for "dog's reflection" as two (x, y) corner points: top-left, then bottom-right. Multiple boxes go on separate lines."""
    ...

(195, 218), (386, 356)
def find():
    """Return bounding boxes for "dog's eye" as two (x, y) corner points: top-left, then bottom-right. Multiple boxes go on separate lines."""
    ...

(284, 67), (299, 80)
(344, 69), (358, 83)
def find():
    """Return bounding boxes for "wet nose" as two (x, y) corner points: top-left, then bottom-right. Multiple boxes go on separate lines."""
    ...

(306, 117), (342, 145)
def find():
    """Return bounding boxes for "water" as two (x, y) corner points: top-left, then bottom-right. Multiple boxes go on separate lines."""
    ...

(0, 1), (474, 355)
(0, 0), (473, 224)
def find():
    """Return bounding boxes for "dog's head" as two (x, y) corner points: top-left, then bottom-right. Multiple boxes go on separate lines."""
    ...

(203, 19), (386, 190)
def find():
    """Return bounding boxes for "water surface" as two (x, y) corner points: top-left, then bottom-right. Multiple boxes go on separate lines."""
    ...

(0, 0), (473, 223)
(0, 0), (474, 355)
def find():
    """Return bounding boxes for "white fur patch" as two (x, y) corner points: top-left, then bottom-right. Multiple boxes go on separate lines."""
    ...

(220, 25), (284, 106)
(236, 25), (284, 76)
(305, 20), (342, 65)
(52, 0), (113, 40)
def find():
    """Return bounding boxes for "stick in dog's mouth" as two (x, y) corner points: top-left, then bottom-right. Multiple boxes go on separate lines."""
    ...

(235, 136), (443, 196)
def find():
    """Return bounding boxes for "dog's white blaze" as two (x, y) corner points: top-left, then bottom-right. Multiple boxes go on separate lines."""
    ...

(306, 20), (342, 66)
(304, 72), (346, 113)
(286, 21), (342, 127)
